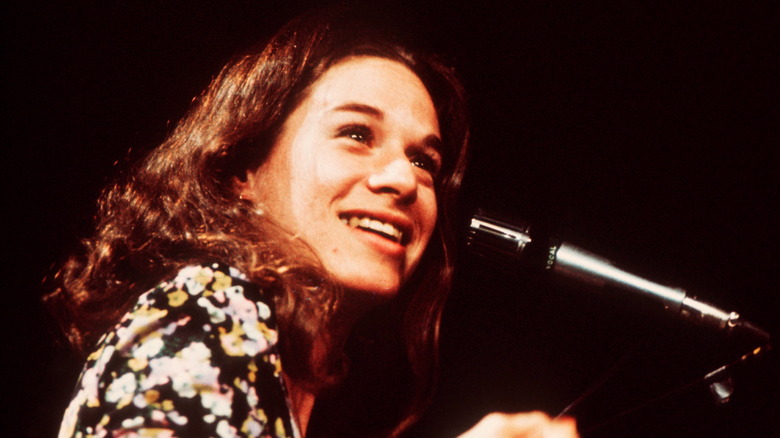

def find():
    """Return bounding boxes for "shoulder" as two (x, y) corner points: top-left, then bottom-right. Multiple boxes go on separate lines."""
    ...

(112, 262), (278, 354)
(58, 263), (297, 438)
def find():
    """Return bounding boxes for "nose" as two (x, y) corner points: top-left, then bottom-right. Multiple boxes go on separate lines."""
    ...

(367, 157), (418, 202)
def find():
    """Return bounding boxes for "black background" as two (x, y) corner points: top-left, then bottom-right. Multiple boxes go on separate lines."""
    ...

(3, 1), (778, 437)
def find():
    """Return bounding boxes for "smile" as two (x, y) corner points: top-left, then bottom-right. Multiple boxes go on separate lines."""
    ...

(340, 215), (404, 243)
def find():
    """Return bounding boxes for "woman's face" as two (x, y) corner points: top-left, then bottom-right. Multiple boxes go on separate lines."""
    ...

(241, 56), (442, 296)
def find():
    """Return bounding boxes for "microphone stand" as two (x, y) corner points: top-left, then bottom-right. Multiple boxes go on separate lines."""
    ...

(573, 342), (774, 435)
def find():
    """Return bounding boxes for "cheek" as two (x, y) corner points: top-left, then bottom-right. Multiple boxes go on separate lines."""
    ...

(289, 148), (329, 207)
(405, 192), (438, 278)
(418, 189), (439, 244)
(311, 151), (366, 194)
(311, 154), (335, 187)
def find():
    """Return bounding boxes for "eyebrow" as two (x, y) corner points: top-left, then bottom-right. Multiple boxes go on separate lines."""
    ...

(421, 134), (444, 155)
(330, 102), (384, 119)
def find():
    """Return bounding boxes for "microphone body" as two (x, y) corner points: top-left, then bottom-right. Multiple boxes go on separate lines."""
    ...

(467, 210), (770, 343)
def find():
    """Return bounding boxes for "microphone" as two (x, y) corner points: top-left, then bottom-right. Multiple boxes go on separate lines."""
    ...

(467, 209), (770, 344)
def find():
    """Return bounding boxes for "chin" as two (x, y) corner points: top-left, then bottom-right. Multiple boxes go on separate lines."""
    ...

(339, 273), (403, 297)
(325, 254), (408, 297)
(354, 282), (402, 297)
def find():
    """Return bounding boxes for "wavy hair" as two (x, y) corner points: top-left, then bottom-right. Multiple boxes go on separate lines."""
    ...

(46, 6), (469, 436)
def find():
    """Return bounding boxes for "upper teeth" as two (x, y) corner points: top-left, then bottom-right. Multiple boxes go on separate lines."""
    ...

(341, 216), (403, 242)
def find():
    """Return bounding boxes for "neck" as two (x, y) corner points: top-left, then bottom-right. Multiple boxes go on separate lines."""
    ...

(337, 287), (393, 328)
(284, 288), (393, 436)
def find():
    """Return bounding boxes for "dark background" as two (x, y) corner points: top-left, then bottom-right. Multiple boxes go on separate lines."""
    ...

(3, 1), (777, 437)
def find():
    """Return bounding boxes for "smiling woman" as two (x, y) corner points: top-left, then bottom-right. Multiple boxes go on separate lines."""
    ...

(45, 5), (576, 438)
(238, 56), (441, 297)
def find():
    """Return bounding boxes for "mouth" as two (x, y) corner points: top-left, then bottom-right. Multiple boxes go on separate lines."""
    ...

(339, 214), (407, 244)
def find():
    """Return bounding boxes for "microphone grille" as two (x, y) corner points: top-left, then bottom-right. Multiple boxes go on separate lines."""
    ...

(467, 210), (533, 262)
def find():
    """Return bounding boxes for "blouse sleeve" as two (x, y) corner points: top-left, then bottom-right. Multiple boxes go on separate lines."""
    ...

(58, 263), (300, 438)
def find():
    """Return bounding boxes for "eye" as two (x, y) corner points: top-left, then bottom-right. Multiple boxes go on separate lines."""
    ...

(410, 150), (442, 177)
(338, 124), (373, 144)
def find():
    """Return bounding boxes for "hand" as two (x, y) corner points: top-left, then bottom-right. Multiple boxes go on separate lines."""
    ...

(458, 411), (578, 438)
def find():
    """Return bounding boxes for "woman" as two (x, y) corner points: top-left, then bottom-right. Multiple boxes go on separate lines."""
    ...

(48, 7), (577, 438)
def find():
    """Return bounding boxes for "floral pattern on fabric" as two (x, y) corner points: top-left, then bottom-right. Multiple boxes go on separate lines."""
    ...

(58, 263), (300, 438)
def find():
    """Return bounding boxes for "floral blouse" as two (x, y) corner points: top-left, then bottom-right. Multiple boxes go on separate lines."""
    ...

(58, 263), (301, 438)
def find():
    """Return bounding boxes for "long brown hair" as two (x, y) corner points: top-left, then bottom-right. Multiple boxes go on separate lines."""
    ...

(46, 5), (469, 436)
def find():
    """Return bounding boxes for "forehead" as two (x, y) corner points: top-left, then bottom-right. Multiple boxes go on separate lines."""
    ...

(316, 56), (425, 92)
(305, 56), (439, 132)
